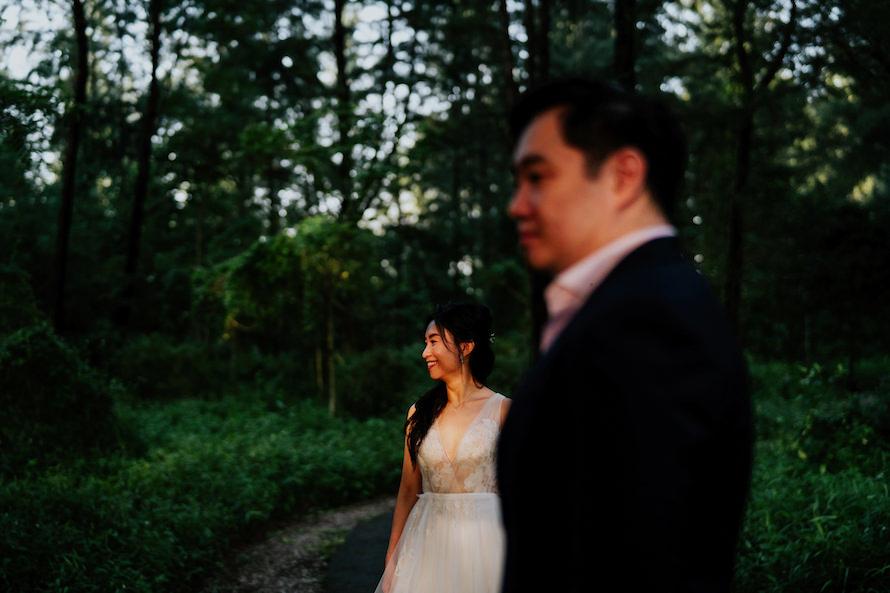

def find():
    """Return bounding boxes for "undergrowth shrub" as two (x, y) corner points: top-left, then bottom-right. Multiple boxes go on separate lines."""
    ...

(0, 324), (136, 475)
(752, 360), (890, 474)
(0, 263), (41, 336)
(335, 328), (531, 420)
(106, 332), (230, 399)
(337, 344), (427, 419)
(735, 359), (890, 592)
(233, 347), (321, 405)
(736, 442), (890, 592)
(0, 397), (403, 593)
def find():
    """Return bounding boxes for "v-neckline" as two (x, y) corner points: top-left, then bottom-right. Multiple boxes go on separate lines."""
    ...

(435, 394), (496, 463)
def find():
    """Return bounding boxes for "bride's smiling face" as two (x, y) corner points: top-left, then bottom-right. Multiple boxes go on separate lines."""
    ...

(422, 321), (462, 380)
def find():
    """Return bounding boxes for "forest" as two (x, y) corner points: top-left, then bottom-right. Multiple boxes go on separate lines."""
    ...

(1, 0), (888, 591)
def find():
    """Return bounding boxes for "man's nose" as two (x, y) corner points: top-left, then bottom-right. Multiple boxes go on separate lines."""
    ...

(507, 186), (528, 219)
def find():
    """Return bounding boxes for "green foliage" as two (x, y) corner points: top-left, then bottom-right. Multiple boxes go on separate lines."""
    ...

(192, 219), (380, 350)
(3, 1), (890, 588)
(0, 324), (136, 476)
(195, 233), (304, 351)
(751, 360), (890, 474)
(0, 397), (403, 593)
(735, 359), (890, 592)
(0, 77), (53, 202)
(336, 344), (430, 419)
(737, 448), (890, 592)
(0, 264), (43, 337)
(105, 332), (231, 399)
(488, 328), (535, 395)
(3, 354), (889, 592)
(188, 219), (395, 413)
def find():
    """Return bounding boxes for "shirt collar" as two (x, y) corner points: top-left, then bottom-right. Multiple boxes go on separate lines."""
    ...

(544, 225), (677, 318)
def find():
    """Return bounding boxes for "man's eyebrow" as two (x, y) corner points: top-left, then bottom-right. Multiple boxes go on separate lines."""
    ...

(512, 154), (547, 174)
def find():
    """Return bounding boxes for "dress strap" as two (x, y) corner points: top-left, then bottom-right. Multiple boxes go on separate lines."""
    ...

(491, 393), (506, 424)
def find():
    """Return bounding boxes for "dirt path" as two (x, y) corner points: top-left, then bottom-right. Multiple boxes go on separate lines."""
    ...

(199, 497), (395, 593)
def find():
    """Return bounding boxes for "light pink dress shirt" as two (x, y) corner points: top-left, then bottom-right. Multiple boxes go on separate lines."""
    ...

(539, 225), (677, 352)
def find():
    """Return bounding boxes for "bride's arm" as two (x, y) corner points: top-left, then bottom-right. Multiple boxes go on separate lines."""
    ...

(384, 405), (422, 566)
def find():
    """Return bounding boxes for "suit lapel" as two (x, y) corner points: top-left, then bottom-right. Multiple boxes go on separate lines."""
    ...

(499, 237), (688, 480)
(542, 236), (686, 360)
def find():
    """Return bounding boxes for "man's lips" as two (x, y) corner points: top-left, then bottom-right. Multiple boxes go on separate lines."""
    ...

(517, 229), (537, 246)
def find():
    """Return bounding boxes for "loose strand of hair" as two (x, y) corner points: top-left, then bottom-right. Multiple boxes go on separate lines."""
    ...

(406, 382), (447, 470)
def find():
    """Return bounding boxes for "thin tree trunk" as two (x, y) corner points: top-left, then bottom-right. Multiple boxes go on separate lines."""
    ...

(523, 0), (537, 87)
(725, 110), (751, 331)
(519, 0), (550, 354)
(384, 0), (396, 75)
(117, 0), (163, 327)
(614, 0), (637, 90)
(725, 0), (755, 331)
(538, 0), (551, 80)
(52, 0), (88, 332)
(115, 9), (130, 207)
(333, 0), (354, 221)
(724, 0), (796, 332)
(325, 288), (336, 417)
(315, 343), (324, 395)
(196, 189), (205, 266)
(497, 0), (519, 110)
(267, 162), (281, 235)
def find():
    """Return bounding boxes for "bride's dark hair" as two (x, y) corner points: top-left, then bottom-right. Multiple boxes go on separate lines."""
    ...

(406, 301), (495, 469)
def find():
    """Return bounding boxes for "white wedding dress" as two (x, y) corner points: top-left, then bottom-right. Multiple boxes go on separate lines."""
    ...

(374, 393), (507, 593)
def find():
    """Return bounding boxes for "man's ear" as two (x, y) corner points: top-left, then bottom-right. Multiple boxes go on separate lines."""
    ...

(608, 147), (648, 211)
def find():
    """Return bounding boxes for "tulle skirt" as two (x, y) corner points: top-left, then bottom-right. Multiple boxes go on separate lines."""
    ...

(374, 492), (505, 593)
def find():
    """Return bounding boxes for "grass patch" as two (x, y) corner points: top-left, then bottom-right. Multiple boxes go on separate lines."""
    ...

(0, 397), (403, 593)
(734, 359), (890, 592)
(2, 357), (889, 592)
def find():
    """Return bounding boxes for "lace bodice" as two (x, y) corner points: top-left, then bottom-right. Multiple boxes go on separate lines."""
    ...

(417, 393), (505, 494)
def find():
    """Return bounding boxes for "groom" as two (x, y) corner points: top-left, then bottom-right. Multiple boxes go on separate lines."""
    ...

(496, 77), (754, 592)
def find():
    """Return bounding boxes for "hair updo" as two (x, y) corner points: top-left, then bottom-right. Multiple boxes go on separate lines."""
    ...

(405, 301), (495, 469)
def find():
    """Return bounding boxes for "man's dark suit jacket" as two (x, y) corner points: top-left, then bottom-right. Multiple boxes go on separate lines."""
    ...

(497, 237), (753, 593)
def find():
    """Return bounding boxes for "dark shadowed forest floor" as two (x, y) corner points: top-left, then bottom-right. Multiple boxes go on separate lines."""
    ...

(199, 497), (394, 593)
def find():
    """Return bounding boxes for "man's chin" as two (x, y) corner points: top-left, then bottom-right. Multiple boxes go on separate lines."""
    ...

(523, 250), (552, 273)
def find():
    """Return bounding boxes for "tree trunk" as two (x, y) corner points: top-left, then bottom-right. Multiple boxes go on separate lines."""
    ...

(724, 0), (796, 333)
(725, 0), (755, 332)
(724, 109), (751, 331)
(325, 287), (337, 417)
(497, 0), (519, 110)
(538, 0), (551, 80)
(116, 0), (163, 327)
(614, 0), (637, 90)
(114, 9), (130, 209)
(315, 342), (325, 395)
(520, 0), (552, 354)
(333, 0), (354, 222)
(267, 162), (281, 235)
(52, 0), (88, 332)
(384, 0), (396, 75)
(195, 188), (205, 266)
(523, 0), (538, 87)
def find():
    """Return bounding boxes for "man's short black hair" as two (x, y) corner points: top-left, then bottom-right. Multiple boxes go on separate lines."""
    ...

(509, 76), (687, 220)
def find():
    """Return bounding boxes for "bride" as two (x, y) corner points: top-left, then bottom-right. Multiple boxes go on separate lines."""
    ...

(374, 301), (510, 593)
